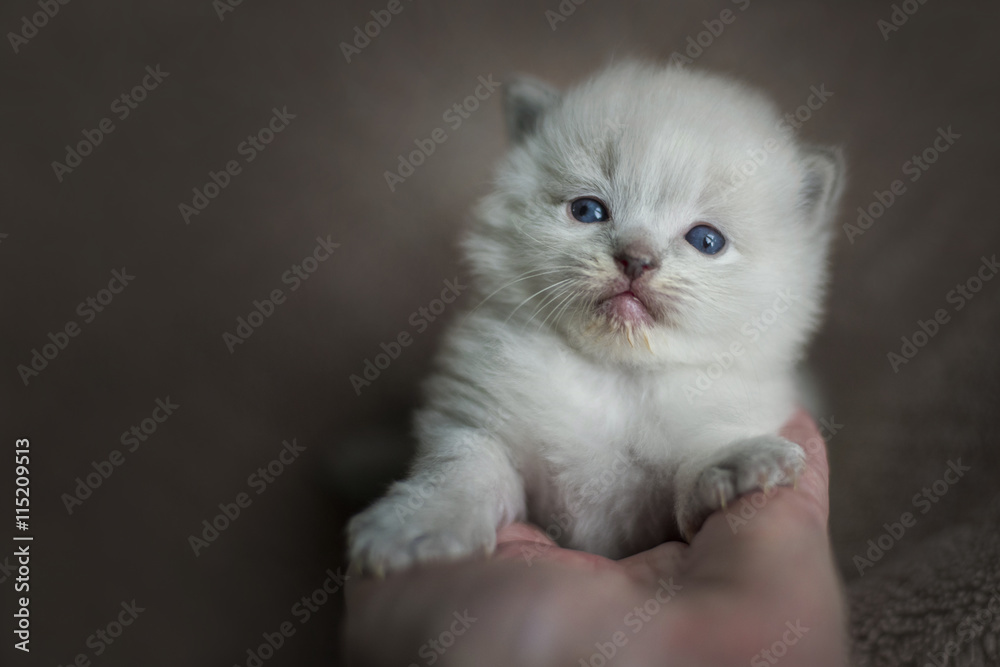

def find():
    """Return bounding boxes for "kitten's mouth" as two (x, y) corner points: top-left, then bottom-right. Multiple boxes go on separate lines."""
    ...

(596, 289), (655, 327)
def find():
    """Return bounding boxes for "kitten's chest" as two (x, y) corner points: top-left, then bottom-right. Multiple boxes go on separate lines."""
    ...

(501, 338), (793, 462)
(524, 446), (679, 557)
(510, 352), (697, 462)
(513, 386), (682, 554)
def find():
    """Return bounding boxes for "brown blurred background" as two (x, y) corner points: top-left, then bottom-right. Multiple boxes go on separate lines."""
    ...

(1, 0), (998, 664)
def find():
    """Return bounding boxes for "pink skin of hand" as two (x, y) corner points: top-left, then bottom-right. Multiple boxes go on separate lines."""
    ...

(344, 409), (847, 667)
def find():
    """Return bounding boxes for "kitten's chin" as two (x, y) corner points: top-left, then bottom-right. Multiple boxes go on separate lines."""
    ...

(596, 292), (655, 328)
(557, 285), (676, 363)
(573, 300), (660, 360)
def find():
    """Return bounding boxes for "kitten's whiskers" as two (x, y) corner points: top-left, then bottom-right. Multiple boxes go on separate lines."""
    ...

(536, 288), (578, 332)
(464, 268), (573, 322)
(525, 283), (575, 329)
(506, 279), (573, 325)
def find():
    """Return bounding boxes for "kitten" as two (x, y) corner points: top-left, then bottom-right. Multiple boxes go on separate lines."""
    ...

(348, 61), (844, 574)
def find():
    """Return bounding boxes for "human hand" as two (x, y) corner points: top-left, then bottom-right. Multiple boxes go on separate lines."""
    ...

(343, 410), (847, 667)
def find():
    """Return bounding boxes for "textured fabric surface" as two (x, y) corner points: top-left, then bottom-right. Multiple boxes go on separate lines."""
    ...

(850, 502), (1000, 667)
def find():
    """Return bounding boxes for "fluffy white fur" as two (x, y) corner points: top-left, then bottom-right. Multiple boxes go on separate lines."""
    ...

(348, 61), (844, 573)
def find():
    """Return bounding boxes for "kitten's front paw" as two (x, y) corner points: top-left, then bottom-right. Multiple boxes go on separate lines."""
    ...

(677, 436), (806, 541)
(347, 494), (497, 576)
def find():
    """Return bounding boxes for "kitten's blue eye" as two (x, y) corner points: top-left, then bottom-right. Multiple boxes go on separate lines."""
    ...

(685, 225), (726, 255)
(569, 197), (609, 223)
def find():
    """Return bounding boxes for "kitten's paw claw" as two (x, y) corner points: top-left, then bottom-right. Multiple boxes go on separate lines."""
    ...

(347, 494), (496, 576)
(678, 436), (805, 540)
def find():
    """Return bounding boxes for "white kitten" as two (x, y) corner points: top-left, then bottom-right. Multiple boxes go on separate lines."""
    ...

(349, 61), (844, 573)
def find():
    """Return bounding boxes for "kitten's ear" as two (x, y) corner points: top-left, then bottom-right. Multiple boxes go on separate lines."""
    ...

(504, 75), (561, 144)
(798, 146), (846, 224)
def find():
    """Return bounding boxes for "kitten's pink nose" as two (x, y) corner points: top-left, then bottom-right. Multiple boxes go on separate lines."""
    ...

(615, 245), (659, 281)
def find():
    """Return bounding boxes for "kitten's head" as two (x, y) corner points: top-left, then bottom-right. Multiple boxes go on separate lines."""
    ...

(465, 62), (844, 368)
